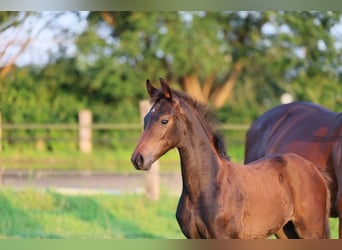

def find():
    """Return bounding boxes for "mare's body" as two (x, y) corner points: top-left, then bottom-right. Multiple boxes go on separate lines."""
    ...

(245, 101), (342, 238)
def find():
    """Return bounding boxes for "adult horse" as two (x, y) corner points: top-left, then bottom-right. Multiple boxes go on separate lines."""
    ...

(131, 79), (330, 239)
(244, 101), (342, 238)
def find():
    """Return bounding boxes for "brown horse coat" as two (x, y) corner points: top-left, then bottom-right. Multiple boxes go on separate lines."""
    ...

(245, 101), (342, 238)
(176, 153), (330, 239)
(131, 80), (330, 239)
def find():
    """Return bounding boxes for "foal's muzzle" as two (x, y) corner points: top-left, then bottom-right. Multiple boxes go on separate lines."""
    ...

(131, 153), (143, 169)
(131, 153), (152, 170)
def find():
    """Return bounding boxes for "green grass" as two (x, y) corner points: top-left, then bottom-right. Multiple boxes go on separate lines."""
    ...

(329, 217), (339, 239)
(0, 188), (184, 239)
(0, 145), (245, 172)
(0, 148), (136, 172)
(0, 188), (339, 239)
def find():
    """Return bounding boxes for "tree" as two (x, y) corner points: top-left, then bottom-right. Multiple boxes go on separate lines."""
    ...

(2, 11), (342, 127)
(81, 11), (342, 116)
(85, 11), (246, 108)
(0, 12), (30, 78)
(0, 11), (86, 78)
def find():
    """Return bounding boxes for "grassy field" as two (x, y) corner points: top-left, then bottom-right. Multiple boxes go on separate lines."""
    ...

(0, 188), (184, 239)
(0, 188), (339, 239)
(0, 145), (246, 172)
(1, 136), (339, 239)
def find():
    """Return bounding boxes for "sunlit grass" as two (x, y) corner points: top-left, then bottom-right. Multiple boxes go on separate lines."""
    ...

(0, 188), (339, 239)
(329, 218), (339, 239)
(0, 188), (184, 239)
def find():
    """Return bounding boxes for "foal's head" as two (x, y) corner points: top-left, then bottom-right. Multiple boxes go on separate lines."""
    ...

(131, 78), (186, 170)
(131, 78), (229, 171)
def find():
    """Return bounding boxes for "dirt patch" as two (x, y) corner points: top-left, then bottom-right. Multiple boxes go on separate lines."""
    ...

(0, 170), (182, 196)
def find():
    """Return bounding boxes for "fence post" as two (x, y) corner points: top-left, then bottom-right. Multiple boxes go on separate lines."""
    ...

(78, 109), (92, 153)
(139, 100), (160, 201)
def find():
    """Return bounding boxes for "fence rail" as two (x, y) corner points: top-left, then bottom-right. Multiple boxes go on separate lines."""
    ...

(0, 109), (250, 201)
(0, 109), (249, 155)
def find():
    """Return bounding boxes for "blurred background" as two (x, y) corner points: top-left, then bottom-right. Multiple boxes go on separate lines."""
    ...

(0, 11), (341, 238)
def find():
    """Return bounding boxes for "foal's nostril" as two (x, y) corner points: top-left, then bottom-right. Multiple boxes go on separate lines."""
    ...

(136, 154), (144, 168)
(132, 153), (144, 169)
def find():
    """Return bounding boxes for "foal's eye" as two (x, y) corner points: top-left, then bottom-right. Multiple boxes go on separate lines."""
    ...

(161, 119), (169, 125)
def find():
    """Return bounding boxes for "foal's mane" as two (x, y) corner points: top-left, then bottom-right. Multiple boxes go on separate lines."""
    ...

(151, 88), (230, 160)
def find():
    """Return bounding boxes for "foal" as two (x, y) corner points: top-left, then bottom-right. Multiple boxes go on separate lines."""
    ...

(131, 78), (330, 239)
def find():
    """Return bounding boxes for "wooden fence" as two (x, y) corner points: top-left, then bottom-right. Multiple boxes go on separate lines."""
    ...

(0, 108), (249, 201)
(0, 111), (249, 153)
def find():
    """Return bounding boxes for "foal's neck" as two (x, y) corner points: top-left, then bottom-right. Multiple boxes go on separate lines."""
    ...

(177, 104), (226, 199)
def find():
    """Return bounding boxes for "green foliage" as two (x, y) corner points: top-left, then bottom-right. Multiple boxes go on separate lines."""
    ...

(82, 11), (342, 120)
(1, 11), (342, 151)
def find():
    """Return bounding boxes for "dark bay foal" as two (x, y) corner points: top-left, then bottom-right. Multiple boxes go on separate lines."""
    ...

(131, 79), (330, 239)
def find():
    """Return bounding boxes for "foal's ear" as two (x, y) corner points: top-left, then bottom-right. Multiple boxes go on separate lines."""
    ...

(160, 78), (172, 101)
(146, 79), (158, 97)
